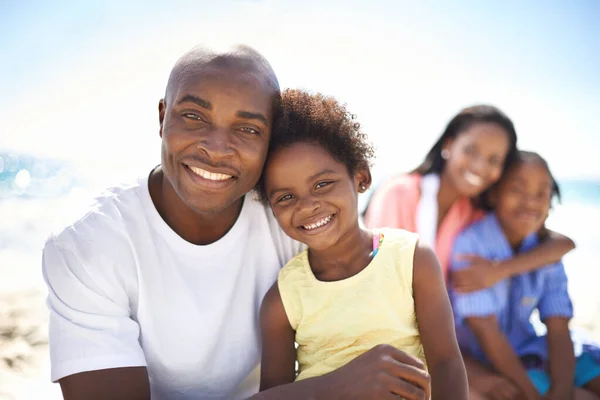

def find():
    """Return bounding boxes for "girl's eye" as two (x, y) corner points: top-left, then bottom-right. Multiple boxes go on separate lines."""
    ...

(238, 127), (260, 135)
(315, 181), (332, 189)
(277, 194), (293, 203)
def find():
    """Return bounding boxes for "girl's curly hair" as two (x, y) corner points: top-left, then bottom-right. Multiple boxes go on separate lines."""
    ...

(256, 89), (375, 204)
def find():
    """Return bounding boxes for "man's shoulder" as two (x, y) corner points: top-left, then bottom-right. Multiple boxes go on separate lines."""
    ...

(243, 193), (305, 265)
(46, 179), (145, 253)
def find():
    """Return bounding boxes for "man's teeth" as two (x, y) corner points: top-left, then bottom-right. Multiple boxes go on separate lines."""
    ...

(302, 215), (333, 230)
(464, 171), (484, 186)
(188, 166), (232, 181)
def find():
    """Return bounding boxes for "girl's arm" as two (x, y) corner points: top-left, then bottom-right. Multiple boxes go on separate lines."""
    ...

(544, 317), (575, 399)
(452, 231), (575, 293)
(259, 283), (297, 391)
(466, 316), (540, 400)
(412, 244), (468, 399)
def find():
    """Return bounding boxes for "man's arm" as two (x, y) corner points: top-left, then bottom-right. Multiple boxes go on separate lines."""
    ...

(59, 368), (150, 400)
(544, 317), (575, 399)
(43, 241), (150, 399)
(251, 344), (431, 400)
(412, 244), (468, 399)
(467, 317), (540, 400)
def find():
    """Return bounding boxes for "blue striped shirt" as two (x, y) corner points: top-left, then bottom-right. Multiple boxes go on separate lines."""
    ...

(449, 213), (599, 364)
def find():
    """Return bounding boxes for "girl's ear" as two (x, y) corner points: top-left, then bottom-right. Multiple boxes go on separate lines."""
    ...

(354, 166), (372, 193)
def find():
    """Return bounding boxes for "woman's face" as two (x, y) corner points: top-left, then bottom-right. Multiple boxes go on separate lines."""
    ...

(442, 122), (511, 198)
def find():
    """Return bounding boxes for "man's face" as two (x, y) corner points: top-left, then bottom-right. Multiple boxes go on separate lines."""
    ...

(159, 66), (274, 214)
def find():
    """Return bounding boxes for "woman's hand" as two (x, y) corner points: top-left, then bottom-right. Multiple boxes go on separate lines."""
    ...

(451, 255), (506, 293)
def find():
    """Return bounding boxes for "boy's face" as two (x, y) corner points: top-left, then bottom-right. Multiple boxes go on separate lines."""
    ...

(493, 161), (552, 242)
(264, 142), (367, 251)
(159, 66), (274, 214)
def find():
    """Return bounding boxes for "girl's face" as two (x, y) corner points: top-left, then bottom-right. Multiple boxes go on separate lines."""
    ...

(442, 122), (511, 198)
(493, 161), (553, 243)
(263, 142), (368, 251)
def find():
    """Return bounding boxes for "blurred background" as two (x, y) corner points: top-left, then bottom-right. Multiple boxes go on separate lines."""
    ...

(1, 0), (599, 398)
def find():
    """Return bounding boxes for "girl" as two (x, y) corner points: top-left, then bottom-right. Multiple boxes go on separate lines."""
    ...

(256, 89), (468, 399)
(450, 151), (600, 400)
(363, 106), (575, 291)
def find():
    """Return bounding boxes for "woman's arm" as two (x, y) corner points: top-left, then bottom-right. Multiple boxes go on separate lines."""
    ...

(412, 244), (468, 399)
(452, 231), (575, 293)
(259, 283), (297, 391)
(499, 229), (575, 278)
(466, 316), (540, 400)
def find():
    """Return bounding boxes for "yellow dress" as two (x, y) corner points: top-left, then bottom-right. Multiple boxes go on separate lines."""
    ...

(278, 228), (426, 381)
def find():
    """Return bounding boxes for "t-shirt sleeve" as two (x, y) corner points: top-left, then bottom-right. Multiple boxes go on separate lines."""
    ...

(538, 261), (573, 321)
(450, 232), (499, 319)
(43, 239), (146, 382)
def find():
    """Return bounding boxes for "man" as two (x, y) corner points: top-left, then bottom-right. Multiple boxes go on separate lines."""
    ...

(42, 44), (430, 400)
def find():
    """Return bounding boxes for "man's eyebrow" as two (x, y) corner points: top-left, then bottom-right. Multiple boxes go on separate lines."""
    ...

(177, 95), (212, 110)
(236, 110), (268, 125)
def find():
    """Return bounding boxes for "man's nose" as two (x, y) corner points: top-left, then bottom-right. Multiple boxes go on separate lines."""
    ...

(197, 127), (235, 158)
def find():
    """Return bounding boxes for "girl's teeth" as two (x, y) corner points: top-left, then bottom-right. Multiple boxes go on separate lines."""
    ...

(303, 215), (333, 230)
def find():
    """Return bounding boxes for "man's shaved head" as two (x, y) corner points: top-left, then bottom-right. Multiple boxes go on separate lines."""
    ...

(165, 44), (280, 104)
(155, 43), (281, 220)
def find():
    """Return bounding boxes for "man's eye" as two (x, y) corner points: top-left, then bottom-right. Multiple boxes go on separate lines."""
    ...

(315, 181), (331, 189)
(183, 113), (203, 121)
(238, 127), (260, 135)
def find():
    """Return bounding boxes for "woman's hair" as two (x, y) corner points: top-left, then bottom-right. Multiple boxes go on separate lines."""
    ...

(414, 104), (519, 176)
(255, 89), (375, 204)
(362, 105), (520, 215)
(481, 150), (561, 210)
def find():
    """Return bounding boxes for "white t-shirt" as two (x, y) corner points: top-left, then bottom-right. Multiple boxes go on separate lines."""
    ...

(42, 176), (303, 400)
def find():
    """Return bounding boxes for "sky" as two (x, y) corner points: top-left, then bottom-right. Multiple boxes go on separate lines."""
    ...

(1, 0), (599, 188)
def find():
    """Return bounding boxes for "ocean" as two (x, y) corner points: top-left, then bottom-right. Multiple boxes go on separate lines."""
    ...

(1, 151), (599, 398)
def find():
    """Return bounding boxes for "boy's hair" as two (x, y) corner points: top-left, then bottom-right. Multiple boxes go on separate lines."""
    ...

(256, 89), (375, 204)
(481, 150), (561, 210)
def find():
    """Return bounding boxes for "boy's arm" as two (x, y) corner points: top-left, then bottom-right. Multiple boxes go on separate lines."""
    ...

(453, 230), (575, 293)
(259, 283), (297, 391)
(412, 243), (468, 399)
(544, 317), (575, 399)
(538, 262), (575, 399)
(466, 317), (541, 400)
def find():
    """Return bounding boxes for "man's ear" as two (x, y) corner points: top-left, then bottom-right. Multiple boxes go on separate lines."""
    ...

(354, 166), (372, 193)
(158, 99), (166, 138)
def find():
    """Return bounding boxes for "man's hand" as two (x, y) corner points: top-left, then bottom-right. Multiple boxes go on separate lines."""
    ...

(323, 344), (431, 400)
(451, 255), (505, 293)
(481, 375), (523, 400)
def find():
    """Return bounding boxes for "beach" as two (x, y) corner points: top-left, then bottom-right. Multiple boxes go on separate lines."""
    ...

(1, 177), (599, 399)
